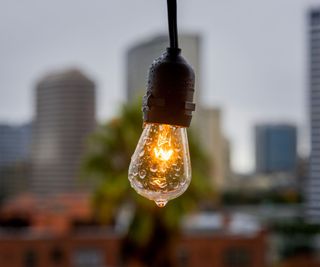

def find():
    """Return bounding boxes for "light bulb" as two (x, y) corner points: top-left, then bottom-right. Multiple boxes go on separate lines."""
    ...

(129, 123), (191, 207)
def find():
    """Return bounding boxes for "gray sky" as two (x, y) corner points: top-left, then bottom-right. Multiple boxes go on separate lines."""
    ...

(1, 0), (319, 173)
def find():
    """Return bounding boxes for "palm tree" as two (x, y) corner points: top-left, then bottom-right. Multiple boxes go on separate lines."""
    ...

(82, 101), (211, 267)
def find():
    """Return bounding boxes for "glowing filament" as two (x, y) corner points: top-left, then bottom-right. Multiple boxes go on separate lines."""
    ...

(153, 125), (174, 161)
(154, 147), (173, 161)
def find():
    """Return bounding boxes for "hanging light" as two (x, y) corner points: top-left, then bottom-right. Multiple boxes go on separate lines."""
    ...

(128, 0), (195, 207)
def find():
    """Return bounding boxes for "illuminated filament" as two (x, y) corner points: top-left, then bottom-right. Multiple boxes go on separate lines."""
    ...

(154, 148), (173, 161)
(153, 125), (174, 161)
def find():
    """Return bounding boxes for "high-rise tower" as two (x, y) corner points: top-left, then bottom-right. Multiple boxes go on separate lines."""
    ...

(126, 34), (201, 105)
(255, 124), (297, 174)
(32, 69), (96, 195)
(0, 123), (32, 197)
(307, 9), (320, 222)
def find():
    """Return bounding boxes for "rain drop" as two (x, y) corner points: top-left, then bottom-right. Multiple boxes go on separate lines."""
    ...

(160, 166), (166, 173)
(150, 164), (157, 172)
(155, 200), (167, 208)
(139, 170), (147, 179)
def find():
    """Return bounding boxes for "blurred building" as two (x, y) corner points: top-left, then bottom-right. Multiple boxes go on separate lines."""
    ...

(197, 108), (231, 191)
(306, 9), (320, 223)
(255, 124), (297, 174)
(0, 124), (32, 167)
(126, 35), (231, 192)
(0, 195), (267, 267)
(226, 172), (299, 194)
(31, 69), (96, 195)
(0, 124), (32, 198)
(126, 34), (201, 105)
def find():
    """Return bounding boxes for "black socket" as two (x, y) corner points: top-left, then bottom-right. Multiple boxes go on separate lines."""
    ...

(142, 47), (196, 127)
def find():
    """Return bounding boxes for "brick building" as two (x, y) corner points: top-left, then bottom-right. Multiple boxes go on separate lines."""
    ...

(0, 194), (267, 267)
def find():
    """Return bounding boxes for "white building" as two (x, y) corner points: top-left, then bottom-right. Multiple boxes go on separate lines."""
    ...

(32, 69), (96, 195)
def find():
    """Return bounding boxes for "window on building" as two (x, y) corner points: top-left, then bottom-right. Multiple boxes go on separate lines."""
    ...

(177, 247), (189, 267)
(73, 248), (104, 267)
(24, 250), (37, 267)
(223, 247), (252, 267)
(50, 247), (65, 265)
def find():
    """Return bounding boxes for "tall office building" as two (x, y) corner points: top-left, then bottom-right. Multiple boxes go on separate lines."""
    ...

(255, 124), (297, 174)
(197, 108), (231, 190)
(0, 124), (32, 167)
(306, 9), (320, 222)
(126, 34), (201, 105)
(32, 69), (96, 195)
(0, 123), (32, 197)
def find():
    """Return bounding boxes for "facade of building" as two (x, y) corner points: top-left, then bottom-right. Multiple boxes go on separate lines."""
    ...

(0, 124), (32, 167)
(197, 108), (231, 191)
(307, 9), (320, 223)
(126, 34), (201, 106)
(0, 230), (267, 267)
(0, 124), (32, 197)
(0, 194), (267, 267)
(31, 69), (96, 195)
(255, 124), (297, 174)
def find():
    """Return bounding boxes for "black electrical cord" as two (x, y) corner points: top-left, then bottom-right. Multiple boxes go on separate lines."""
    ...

(167, 0), (179, 49)
(143, 0), (195, 127)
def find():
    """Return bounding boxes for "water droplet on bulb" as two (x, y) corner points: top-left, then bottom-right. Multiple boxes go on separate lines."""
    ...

(150, 164), (157, 172)
(132, 166), (138, 177)
(139, 169), (146, 179)
(139, 150), (145, 157)
(150, 177), (167, 188)
(175, 166), (181, 171)
(155, 200), (167, 208)
(131, 179), (143, 189)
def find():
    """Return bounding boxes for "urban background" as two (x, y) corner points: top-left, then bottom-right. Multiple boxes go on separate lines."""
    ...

(0, 0), (320, 266)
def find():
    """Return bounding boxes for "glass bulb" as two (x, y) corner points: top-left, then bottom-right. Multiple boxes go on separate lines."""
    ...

(128, 123), (191, 207)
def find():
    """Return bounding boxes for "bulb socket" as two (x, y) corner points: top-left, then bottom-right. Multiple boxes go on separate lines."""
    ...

(142, 48), (195, 128)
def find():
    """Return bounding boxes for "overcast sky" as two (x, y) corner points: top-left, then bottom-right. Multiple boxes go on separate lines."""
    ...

(1, 0), (320, 173)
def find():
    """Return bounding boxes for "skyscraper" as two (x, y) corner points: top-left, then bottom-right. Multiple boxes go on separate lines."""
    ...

(0, 124), (32, 167)
(126, 34), (201, 105)
(31, 69), (96, 195)
(0, 123), (32, 197)
(255, 124), (297, 174)
(196, 108), (231, 190)
(307, 9), (320, 222)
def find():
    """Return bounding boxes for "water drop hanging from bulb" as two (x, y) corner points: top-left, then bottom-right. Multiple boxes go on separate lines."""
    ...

(128, 123), (191, 207)
(128, 0), (196, 206)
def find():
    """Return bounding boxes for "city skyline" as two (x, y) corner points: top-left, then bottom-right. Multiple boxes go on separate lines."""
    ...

(0, 0), (319, 173)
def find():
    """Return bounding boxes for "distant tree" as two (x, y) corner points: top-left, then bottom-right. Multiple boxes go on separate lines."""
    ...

(82, 101), (211, 267)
